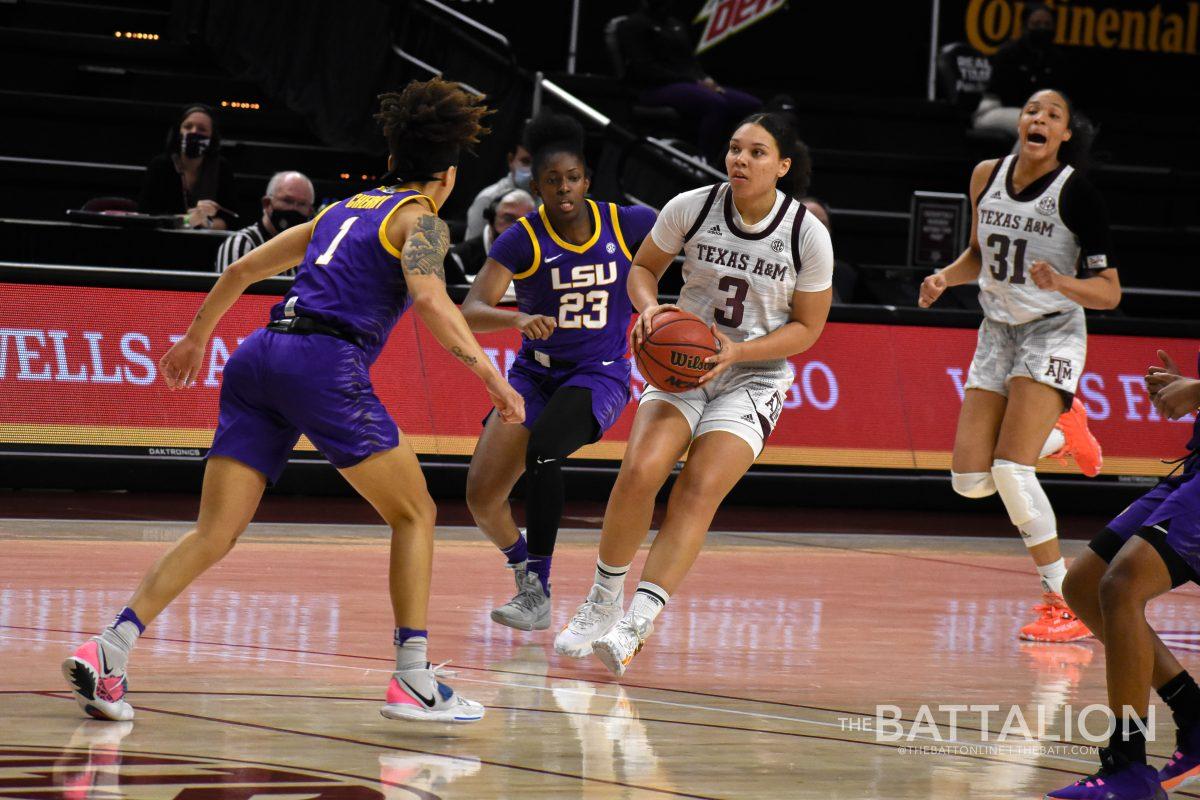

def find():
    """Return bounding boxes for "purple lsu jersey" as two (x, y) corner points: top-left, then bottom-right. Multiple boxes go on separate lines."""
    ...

(270, 187), (436, 362)
(489, 200), (657, 363)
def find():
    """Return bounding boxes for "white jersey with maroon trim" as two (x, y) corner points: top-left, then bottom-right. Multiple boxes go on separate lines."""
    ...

(976, 155), (1083, 324)
(649, 183), (833, 377)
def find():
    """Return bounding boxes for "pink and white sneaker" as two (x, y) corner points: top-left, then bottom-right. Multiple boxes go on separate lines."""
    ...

(61, 638), (134, 722)
(380, 663), (484, 724)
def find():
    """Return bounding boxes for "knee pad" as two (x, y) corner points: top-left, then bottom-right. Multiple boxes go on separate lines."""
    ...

(951, 471), (996, 499)
(991, 459), (1057, 547)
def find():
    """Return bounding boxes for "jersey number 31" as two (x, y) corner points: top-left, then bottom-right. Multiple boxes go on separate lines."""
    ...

(985, 233), (1029, 284)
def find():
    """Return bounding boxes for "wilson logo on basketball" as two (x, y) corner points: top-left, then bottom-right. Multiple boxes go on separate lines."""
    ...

(669, 351), (712, 372)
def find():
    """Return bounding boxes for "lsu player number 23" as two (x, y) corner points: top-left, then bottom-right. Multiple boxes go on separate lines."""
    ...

(461, 112), (656, 634)
(920, 88), (1120, 644)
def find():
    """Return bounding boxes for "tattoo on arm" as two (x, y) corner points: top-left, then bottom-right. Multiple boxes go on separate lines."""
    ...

(401, 214), (449, 282)
(451, 345), (478, 367)
(193, 301), (207, 325)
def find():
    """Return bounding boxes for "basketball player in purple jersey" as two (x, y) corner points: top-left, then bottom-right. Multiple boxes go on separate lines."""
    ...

(61, 79), (523, 725)
(461, 112), (656, 631)
(1044, 352), (1200, 800)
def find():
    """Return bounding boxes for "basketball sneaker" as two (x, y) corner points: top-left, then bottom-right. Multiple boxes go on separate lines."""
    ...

(491, 566), (550, 631)
(1045, 748), (1166, 799)
(1158, 726), (1200, 791)
(593, 614), (653, 678)
(380, 663), (484, 724)
(554, 584), (623, 658)
(1020, 592), (1093, 642)
(61, 638), (134, 721)
(1049, 398), (1103, 477)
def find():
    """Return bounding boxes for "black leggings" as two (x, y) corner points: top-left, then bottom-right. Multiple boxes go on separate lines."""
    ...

(524, 386), (600, 558)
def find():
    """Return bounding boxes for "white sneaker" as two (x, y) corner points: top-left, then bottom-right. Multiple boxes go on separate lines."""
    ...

(380, 663), (484, 724)
(491, 566), (551, 631)
(593, 614), (653, 677)
(554, 584), (623, 658)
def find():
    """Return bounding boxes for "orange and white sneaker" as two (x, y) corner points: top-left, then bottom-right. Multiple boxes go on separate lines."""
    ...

(1049, 398), (1103, 477)
(593, 614), (652, 678)
(1019, 592), (1093, 642)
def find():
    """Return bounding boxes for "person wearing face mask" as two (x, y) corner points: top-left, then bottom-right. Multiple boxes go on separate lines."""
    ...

(215, 171), (316, 274)
(139, 103), (237, 229)
(463, 134), (534, 240)
(446, 188), (536, 284)
(973, 4), (1073, 138)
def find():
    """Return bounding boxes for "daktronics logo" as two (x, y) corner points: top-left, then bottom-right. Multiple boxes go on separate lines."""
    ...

(0, 327), (245, 387)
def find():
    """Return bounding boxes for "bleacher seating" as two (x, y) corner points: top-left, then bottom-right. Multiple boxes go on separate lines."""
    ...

(0, 0), (1195, 313)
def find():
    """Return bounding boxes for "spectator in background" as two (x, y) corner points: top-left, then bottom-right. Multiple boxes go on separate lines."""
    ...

(973, 4), (1070, 138)
(464, 136), (534, 240)
(615, 0), (760, 164)
(448, 188), (535, 284)
(140, 104), (237, 229)
(215, 171), (315, 273)
(800, 196), (858, 303)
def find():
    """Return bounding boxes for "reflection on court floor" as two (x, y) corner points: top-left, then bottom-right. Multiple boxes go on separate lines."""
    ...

(3, 520), (1200, 799)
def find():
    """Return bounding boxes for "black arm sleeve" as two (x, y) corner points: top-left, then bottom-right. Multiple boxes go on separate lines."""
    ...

(1060, 173), (1116, 275)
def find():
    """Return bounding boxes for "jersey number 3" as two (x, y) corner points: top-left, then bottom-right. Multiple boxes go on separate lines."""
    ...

(985, 233), (1028, 284)
(559, 290), (609, 329)
(714, 276), (749, 328)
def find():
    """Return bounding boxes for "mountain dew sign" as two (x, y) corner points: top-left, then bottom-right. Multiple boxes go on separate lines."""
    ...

(695, 0), (787, 53)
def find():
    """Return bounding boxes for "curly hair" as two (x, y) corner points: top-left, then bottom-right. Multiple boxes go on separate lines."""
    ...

(375, 77), (492, 181)
(522, 111), (586, 175)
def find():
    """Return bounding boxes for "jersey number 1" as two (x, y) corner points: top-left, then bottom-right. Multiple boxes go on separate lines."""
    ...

(985, 233), (1028, 284)
(315, 216), (359, 266)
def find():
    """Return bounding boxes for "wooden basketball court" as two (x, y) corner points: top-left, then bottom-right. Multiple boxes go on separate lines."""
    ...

(3, 517), (1200, 799)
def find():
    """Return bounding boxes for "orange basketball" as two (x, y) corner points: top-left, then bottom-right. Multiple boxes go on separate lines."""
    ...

(635, 310), (718, 393)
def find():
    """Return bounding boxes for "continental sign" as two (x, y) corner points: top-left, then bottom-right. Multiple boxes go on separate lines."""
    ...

(966, 0), (1199, 55)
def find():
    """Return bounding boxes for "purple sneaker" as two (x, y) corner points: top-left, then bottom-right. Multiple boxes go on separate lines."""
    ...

(1045, 748), (1166, 799)
(1159, 728), (1200, 791)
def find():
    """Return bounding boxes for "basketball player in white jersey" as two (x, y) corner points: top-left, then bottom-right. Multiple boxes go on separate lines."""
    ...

(920, 89), (1121, 643)
(554, 112), (835, 675)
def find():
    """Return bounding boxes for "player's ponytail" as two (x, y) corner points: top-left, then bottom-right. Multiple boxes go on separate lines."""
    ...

(523, 111), (587, 176)
(735, 112), (812, 197)
(1046, 89), (1096, 174)
(375, 77), (492, 184)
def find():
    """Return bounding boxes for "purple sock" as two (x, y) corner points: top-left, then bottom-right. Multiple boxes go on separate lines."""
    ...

(393, 627), (428, 646)
(527, 554), (551, 594)
(113, 606), (145, 634)
(501, 534), (528, 565)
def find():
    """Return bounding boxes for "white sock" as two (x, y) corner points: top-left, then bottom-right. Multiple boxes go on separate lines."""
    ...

(1040, 428), (1065, 458)
(594, 558), (630, 597)
(97, 617), (142, 673)
(394, 633), (428, 673)
(1037, 558), (1068, 595)
(629, 581), (669, 623)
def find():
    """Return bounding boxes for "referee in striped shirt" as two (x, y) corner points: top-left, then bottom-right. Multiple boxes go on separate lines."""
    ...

(214, 171), (315, 273)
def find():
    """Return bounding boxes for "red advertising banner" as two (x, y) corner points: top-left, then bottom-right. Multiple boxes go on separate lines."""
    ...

(1, 283), (1195, 476)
